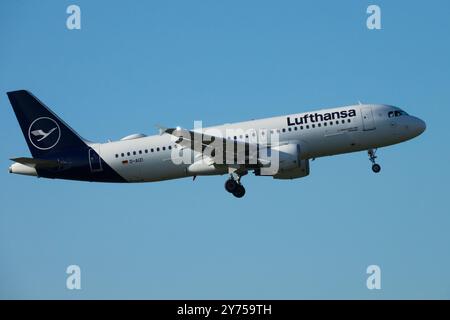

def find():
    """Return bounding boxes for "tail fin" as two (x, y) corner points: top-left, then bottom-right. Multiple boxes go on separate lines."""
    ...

(7, 90), (88, 158)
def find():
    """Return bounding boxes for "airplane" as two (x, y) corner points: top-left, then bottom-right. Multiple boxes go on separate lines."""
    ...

(6, 90), (426, 198)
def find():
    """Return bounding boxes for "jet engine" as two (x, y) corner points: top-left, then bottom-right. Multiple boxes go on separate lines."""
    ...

(255, 143), (310, 179)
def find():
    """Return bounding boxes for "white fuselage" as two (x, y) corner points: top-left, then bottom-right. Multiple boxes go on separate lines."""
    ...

(95, 104), (425, 182)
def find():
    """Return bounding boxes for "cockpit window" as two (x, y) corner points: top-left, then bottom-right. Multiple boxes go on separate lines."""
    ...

(389, 110), (408, 118)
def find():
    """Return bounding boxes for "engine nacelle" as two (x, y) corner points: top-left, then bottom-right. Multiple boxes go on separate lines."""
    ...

(255, 143), (310, 179)
(272, 159), (309, 179)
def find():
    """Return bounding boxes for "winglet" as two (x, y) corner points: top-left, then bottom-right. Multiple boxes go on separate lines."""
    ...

(156, 125), (185, 136)
(155, 124), (168, 135)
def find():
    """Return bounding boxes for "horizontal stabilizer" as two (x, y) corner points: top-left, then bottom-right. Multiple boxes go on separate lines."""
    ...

(10, 157), (60, 169)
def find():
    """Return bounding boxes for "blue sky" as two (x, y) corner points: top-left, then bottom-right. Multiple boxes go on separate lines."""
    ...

(1, 0), (449, 299)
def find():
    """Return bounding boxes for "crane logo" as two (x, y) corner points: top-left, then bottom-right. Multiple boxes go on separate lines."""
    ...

(28, 117), (61, 150)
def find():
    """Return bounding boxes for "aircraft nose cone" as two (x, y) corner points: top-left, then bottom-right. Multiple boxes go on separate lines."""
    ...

(401, 116), (426, 140)
(414, 117), (426, 136)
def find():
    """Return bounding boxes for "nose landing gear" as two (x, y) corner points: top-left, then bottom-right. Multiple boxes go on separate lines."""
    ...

(368, 149), (381, 173)
(224, 174), (246, 198)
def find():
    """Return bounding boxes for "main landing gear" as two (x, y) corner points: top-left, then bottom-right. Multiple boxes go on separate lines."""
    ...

(368, 149), (381, 173)
(224, 175), (246, 198)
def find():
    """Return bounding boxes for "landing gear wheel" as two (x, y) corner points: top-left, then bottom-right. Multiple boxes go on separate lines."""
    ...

(368, 149), (381, 173)
(232, 185), (246, 198)
(372, 163), (381, 173)
(225, 178), (238, 193)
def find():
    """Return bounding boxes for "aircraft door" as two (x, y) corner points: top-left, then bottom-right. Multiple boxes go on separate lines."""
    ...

(89, 148), (103, 172)
(361, 106), (376, 131)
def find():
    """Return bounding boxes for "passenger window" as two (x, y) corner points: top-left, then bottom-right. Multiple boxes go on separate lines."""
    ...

(341, 120), (345, 124)
(282, 128), (286, 133)
(294, 127), (298, 130)
(324, 122), (327, 127)
(115, 154), (118, 158)
(347, 119), (351, 123)
(139, 150), (142, 154)
(312, 124), (315, 128)
(388, 111), (394, 118)
(168, 146), (172, 150)
(157, 147), (160, 152)
(127, 152), (130, 156)
(151, 148), (154, 152)
(306, 125), (310, 129)
(288, 127), (292, 131)
(145, 149), (148, 153)
(121, 153), (124, 157)
(318, 123), (321, 127)
(300, 126), (304, 130)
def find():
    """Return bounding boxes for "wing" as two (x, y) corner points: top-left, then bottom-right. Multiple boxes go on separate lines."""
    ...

(163, 127), (271, 171)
